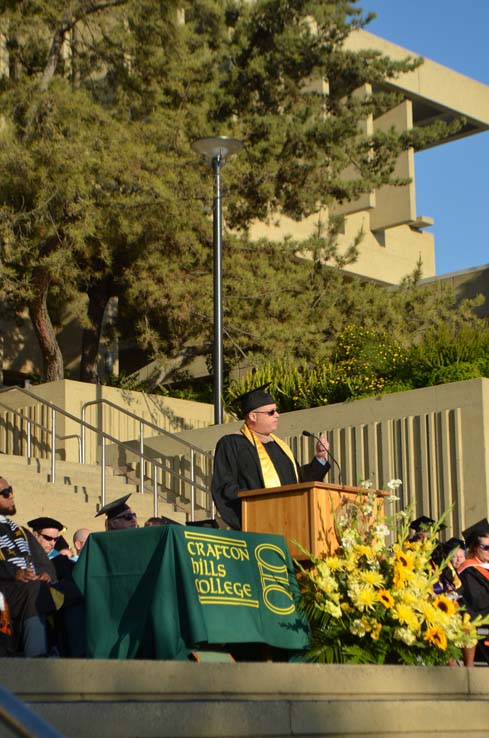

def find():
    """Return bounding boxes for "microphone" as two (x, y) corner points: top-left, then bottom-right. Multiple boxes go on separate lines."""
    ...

(302, 430), (343, 485)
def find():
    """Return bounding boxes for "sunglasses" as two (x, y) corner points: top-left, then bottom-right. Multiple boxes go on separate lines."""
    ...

(38, 532), (60, 543)
(253, 409), (279, 416)
(114, 512), (137, 521)
(0, 486), (13, 498)
(479, 544), (489, 551)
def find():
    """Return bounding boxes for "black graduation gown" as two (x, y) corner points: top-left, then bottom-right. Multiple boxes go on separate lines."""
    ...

(211, 433), (330, 530)
(459, 564), (489, 618)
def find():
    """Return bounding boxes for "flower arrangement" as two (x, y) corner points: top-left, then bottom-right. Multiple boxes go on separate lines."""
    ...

(299, 481), (487, 665)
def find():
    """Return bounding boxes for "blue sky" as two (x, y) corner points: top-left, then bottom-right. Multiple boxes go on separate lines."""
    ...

(363, 1), (489, 276)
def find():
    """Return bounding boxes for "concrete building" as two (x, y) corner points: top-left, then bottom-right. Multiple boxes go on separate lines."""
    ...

(250, 29), (489, 286)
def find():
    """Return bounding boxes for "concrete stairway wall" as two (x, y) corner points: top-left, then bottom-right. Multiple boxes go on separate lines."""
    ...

(1, 660), (489, 738)
(0, 452), (186, 534)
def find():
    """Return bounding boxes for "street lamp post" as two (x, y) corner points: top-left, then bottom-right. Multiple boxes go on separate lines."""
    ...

(191, 136), (243, 425)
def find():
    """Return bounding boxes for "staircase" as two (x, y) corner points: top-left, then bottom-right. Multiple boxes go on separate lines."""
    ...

(1, 659), (489, 738)
(0, 452), (186, 534)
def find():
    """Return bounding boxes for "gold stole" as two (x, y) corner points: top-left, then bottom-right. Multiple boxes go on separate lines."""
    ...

(240, 424), (299, 487)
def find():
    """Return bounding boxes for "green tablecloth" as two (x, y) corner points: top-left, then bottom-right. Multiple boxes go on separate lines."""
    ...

(73, 525), (310, 659)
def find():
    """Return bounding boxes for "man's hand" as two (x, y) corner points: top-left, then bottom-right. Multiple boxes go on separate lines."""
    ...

(37, 572), (52, 583)
(315, 433), (330, 461)
(15, 567), (38, 582)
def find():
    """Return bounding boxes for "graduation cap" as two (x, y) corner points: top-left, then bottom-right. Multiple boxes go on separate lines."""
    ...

(186, 518), (219, 529)
(444, 537), (465, 553)
(27, 517), (65, 532)
(95, 493), (132, 519)
(235, 383), (275, 418)
(462, 518), (489, 546)
(409, 515), (446, 533)
(55, 535), (70, 552)
(144, 516), (182, 527)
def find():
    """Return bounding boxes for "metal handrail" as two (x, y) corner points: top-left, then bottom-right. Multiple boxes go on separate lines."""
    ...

(0, 685), (65, 738)
(80, 397), (212, 508)
(0, 399), (82, 462)
(0, 386), (213, 519)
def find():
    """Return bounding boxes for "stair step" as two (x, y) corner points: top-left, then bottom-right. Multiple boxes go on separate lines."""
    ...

(0, 450), (187, 533)
(0, 660), (486, 738)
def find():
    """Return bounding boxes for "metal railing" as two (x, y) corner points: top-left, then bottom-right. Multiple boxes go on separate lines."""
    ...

(0, 685), (65, 738)
(0, 399), (82, 464)
(0, 386), (214, 520)
(80, 397), (212, 509)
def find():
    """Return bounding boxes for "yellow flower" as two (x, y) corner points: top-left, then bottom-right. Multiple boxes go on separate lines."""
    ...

(433, 594), (457, 617)
(392, 603), (419, 632)
(323, 600), (342, 619)
(377, 589), (394, 609)
(394, 548), (415, 570)
(322, 556), (344, 572)
(350, 585), (377, 612)
(370, 622), (382, 641)
(359, 570), (384, 588)
(317, 574), (338, 596)
(424, 626), (447, 651)
(417, 601), (439, 625)
(394, 626), (417, 646)
(354, 544), (374, 559)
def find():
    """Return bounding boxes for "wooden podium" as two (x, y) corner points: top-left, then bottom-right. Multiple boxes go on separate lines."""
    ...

(239, 482), (386, 561)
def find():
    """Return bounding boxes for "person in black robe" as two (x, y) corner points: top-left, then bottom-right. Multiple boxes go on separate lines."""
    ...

(211, 385), (330, 530)
(0, 478), (59, 656)
(458, 518), (489, 666)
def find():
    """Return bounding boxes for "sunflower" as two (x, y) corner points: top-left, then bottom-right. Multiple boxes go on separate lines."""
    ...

(433, 594), (457, 617)
(424, 626), (447, 651)
(377, 589), (394, 609)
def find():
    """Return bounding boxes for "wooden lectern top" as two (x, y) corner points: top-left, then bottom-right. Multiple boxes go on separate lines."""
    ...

(239, 482), (387, 561)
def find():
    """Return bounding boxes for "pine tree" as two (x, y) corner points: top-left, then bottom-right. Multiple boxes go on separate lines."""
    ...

(0, 1), (464, 382)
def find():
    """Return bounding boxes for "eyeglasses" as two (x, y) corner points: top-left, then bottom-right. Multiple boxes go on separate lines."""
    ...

(38, 532), (60, 543)
(479, 544), (489, 551)
(253, 409), (279, 416)
(0, 486), (13, 498)
(114, 512), (137, 521)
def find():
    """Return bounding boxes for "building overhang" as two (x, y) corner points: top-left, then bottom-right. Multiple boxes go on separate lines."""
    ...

(345, 30), (489, 149)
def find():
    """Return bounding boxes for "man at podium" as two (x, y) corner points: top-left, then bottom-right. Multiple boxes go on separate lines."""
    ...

(211, 385), (330, 530)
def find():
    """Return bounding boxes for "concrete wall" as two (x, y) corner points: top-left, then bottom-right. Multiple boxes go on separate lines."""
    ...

(0, 380), (214, 465)
(2, 660), (489, 738)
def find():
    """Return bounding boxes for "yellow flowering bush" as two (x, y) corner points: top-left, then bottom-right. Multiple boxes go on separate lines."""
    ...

(299, 483), (488, 665)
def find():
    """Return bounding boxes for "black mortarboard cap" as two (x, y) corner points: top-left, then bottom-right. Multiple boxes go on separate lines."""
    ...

(27, 517), (65, 532)
(186, 518), (219, 529)
(462, 518), (489, 546)
(236, 383), (275, 418)
(55, 535), (70, 551)
(444, 537), (465, 553)
(410, 515), (446, 533)
(95, 493), (131, 519)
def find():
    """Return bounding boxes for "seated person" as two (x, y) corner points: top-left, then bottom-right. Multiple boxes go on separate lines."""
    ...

(28, 517), (68, 560)
(0, 479), (61, 656)
(458, 518), (489, 666)
(432, 537), (464, 597)
(27, 517), (85, 657)
(211, 384), (330, 530)
(96, 494), (138, 530)
(408, 515), (446, 542)
(72, 528), (90, 561)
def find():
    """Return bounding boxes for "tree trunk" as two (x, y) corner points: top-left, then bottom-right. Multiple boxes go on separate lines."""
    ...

(28, 267), (64, 382)
(79, 276), (114, 383)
